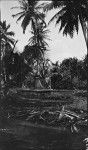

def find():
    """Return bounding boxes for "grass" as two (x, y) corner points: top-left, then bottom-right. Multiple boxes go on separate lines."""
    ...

(0, 89), (87, 150)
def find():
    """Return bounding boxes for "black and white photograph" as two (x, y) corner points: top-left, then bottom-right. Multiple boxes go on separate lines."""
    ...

(0, 0), (88, 150)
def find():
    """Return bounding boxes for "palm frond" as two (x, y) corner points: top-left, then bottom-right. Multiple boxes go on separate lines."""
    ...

(18, 0), (28, 8)
(42, 29), (50, 34)
(63, 23), (74, 38)
(74, 17), (79, 34)
(21, 13), (31, 33)
(48, 7), (66, 25)
(6, 31), (15, 36)
(12, 11), (24, 18)
(16, 14), (25, 23)
(35, 12), (46, 27)
(36, 2), (47, 9)
(2, 21), (6, 29)
(57, 14), (67, 32)
(6, 24), (10, 31)
(0, 21), (3, 26)
(0, 20), (15, 48)
(28, 36), (36, 45)
(43, 2), (54, 12)
(31, 18), (36, 32)
(45, 0), (88, 40)
(27, 0), (37, 6)
(7, 38), (15, 45)
(11, 6), (25, 10)
(43, 41), (49, 47)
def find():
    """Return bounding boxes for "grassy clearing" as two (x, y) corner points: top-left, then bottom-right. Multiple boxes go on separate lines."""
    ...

(1, 89), (87, 122)
(0, 89), (87, 150)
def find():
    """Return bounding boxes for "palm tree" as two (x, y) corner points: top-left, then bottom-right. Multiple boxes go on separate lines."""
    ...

(22, 23), (49, 70)
(22, 22), (50, 88)
(43, 0), (88, 124)
(12, 0), (48, 89)
(43, 0), (88, 44)
(0, 20), (15, 58)
(12, 0), (46, 33)
(0, 20), (15, 88)
(28, 22), (49, 60)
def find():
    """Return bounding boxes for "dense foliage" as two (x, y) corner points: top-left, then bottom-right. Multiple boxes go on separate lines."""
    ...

(51, 56), (87, 90)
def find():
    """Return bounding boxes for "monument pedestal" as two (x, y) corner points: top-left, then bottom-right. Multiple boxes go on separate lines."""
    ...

(34, 76), (44, 89)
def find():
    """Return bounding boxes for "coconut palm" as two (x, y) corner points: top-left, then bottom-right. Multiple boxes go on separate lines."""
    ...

(22, 22), (50, 88)
(29, 23), (50, 74)
(43, 0), (88, 123)
(0, 20), (15, 58)
(44, 0), (88, 42)
(22, 21), (50, 68)
(12, 0), (48, 89)
(12, 0), (46, 33)
(0, 20), (15, 88)
(28, 22), (49, 57)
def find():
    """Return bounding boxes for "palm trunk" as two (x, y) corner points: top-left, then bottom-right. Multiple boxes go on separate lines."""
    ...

(87, 39), (88, 127)
(80, 19), (88, 126)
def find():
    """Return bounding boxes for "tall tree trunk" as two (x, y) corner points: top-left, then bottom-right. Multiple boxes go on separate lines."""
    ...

(80, 20), (88, 125)
(87, 36), (88, 127)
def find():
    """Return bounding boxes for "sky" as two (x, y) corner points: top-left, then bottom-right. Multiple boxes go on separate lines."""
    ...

(0, 0), (87, 63)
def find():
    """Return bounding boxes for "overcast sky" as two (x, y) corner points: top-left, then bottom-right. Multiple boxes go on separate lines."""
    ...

(0, 0), (87, 62)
